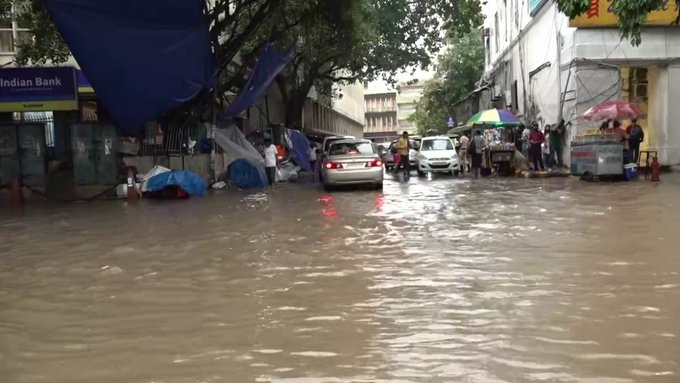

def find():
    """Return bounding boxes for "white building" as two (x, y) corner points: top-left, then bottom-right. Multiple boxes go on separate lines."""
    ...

(397, 78), (430, 134)
(482, 0), (680, 165)
(363, 71), (432, 139)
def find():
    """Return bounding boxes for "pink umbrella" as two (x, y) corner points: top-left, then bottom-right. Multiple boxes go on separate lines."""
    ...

(581, 100), (647, 121)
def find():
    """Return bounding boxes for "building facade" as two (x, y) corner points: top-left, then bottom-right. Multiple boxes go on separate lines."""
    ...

(396, 80), (425, 134)
(244, 81), (365, 139)
(482, 0), (680, 165)
(363, 91), (398, 142)
(362, 74), (430, 141)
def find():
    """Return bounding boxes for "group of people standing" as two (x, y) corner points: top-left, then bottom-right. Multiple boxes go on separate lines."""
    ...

(517, 119), (567, 172)
(457, 130), (488, 179)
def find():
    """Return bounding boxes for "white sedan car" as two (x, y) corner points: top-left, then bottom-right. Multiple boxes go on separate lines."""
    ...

(416, 136), (460, 176)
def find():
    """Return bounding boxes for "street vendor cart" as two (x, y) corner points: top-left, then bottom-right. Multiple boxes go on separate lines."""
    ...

(574, 100), (647, 177)
(465, 109), (522, 177)
(570, 130), (624, 176)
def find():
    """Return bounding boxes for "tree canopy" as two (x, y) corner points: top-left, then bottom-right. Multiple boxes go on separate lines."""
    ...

(555, 0), (680, 46)
(409, 32), (485, 135)
(260, 0), (483, 124)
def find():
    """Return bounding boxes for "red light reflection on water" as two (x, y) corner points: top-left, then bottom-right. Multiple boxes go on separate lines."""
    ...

(318, 195), (338, 221)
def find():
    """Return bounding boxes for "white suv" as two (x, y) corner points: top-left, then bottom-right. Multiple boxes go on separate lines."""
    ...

(416, 136), (460, 176)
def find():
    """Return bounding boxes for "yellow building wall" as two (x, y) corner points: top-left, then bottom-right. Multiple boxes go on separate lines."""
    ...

(620, 66), (658, 154)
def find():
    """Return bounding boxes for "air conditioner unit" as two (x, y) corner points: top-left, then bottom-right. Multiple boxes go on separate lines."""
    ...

(482, 28), (490, 37)
(491, 85), (502, 99)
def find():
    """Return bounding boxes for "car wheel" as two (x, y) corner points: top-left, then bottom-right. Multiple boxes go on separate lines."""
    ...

(453, 170), (460, 176)
(375, 182), (383, 190)
(323, 183), (333, 192)
(417, 169), (425, 177)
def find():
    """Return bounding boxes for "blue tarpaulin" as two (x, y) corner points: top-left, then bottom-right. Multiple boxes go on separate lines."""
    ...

(146, 170), (206, 197)
(285, 129), (312, 171)
(44, 0), (215, 135)
(224, 43), (295, 118)
(228, 159), (267, 189)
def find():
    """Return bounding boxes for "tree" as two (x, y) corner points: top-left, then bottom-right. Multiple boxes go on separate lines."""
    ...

(555, 0), (679, 46)
(261, 0), (483, 126)
(409, 32), (485, 135)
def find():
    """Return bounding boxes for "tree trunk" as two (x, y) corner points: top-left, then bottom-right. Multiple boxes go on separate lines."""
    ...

(284, 80), (314, 129)
(285, 96), (305, 128)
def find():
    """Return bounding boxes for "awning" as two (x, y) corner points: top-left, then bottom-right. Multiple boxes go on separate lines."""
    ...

(45, 0), (215, 135)
(76, 70), (94, 95)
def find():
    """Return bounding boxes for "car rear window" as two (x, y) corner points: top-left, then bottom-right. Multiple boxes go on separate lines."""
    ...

(329, 142), (375, 156)
(421, 139), (453, 151)
(324, 138), (343, 153)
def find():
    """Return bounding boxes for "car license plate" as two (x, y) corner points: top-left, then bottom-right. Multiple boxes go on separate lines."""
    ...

(344, 162), (364, 168)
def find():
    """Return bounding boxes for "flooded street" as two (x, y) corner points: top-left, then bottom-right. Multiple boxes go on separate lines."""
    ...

(1, 174), (679, 383)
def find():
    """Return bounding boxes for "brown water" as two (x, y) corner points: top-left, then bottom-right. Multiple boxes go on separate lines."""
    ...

(1, 174), (679, 383)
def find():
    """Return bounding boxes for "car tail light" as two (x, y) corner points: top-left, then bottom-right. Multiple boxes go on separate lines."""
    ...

(324, 161), (343, 169)
(366, 159), (383, 167)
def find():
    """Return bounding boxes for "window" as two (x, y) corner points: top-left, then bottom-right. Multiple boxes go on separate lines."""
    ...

(0, 15), (13, 53)
(494, 13), (500, 53)
(399, 104), (415, 114)
(329, 141), (375, 156)
(0, 9), (29, 54)
(503, 0), (509, 42)
(485, 37), (491, 65)
(421, 139), (454, 151)
(629, 67), (648, 102)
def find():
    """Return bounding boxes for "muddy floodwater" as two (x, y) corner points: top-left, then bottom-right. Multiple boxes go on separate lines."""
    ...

(1, 174), (679, 382)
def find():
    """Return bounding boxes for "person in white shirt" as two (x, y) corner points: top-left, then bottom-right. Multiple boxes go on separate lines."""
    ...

(542, 131), (551, 170)
(459, 134), (470, 173)
(309, 142), (318, 172)
(521, 124), (532, 160)
(263, 138), (278, 186)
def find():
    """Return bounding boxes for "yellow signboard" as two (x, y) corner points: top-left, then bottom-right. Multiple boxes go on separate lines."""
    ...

(570, 0), (678, 27)
(0, 100), (78, 112)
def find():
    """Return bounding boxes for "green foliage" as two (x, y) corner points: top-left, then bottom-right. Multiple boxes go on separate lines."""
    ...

(265, 0), (483, 123)
(555, 0), (677, 46)
(410, 32), (485, 135)
(14, 1), (70, 66)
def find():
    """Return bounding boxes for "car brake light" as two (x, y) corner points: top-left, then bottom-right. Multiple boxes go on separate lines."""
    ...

(366, 160), (383, 167)
(325, 161), (343, 169)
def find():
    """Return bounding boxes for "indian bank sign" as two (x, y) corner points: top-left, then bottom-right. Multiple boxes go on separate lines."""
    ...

(570, 0), (678, 27)
(0, 67), (78, 112)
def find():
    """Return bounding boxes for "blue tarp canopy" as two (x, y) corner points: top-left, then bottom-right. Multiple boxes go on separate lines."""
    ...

(285, 129), (312, 171)
(228, 159), (267, 189)
(146, 170), (206, 196)
(45, 0), (215, 135)
(224, 43), (295, 118)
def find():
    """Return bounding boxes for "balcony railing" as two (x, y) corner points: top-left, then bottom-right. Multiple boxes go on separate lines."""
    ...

(365, 106), (397, 113)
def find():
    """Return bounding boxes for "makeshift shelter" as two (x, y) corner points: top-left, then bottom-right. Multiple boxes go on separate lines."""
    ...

(284, 129), (312, 171)
(228, 159), (267, 189)
(213, 124), (268, 188)
(146, 170), (206, 197)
